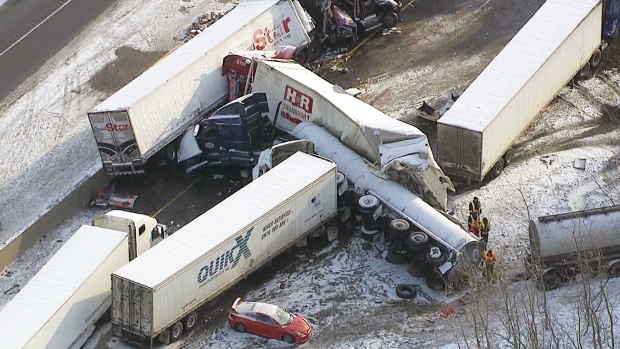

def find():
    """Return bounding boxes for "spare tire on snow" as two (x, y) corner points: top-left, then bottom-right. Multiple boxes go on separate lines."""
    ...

(396, 284), (417, 299)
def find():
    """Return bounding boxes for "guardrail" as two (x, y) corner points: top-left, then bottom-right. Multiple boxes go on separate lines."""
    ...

(0, 169), (109, 272)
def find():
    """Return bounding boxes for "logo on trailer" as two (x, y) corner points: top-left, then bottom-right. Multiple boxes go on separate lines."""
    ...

(284, 85), (313, 113)
(197, 229), (253, 287)
(253, 16), (293, 50)
(93, 123), (130, 133)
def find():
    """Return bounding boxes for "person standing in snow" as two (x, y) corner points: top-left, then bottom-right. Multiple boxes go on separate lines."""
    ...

(479, 217), (491, 246)
(469, 197), (482, 216)
(483, 249), (497, 283)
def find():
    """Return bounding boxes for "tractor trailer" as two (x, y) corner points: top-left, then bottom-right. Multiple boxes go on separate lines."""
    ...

(110, 152), (337, 346)
(0, 211), (167, 349)
(529, 205), (620, 290)
(87, 0), (315, 175)
(437, 0), (620, 183)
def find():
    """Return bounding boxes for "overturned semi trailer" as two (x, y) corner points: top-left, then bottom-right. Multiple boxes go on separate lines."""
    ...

(292, 122), (482, 282)
(221, 53), (454, 210)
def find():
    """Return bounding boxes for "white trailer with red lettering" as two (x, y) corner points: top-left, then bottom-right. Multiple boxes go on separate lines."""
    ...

(87, 0), (315, 175)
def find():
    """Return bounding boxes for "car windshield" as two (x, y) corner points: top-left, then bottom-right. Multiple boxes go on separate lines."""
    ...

(272, 307), (294, 326)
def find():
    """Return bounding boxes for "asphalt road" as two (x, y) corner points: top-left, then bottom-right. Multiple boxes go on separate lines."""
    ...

(0, 0), (116, 104)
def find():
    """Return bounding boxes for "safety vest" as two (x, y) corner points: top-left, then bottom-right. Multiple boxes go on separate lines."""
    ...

(483, 251), (497, 264)
(480, 220), (490, 233)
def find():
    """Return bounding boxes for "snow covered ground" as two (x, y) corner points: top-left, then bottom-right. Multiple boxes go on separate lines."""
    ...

(1, 0), (620, 347)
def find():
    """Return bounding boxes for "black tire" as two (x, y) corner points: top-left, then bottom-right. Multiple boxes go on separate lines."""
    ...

(489, 157), (505, 179)
(608, 262), (620, 277)
(233, 322), (246, 333)
(171, 321), (184, 341)
(389, 219), (410, 240)
(542, 270), (560, 291)
(590, 48), (602, 69)
(386, 248), (410, 264)
(381, 12), (399, 28)
(358, 194), (379, 209)
(336, 172), (346, 186)
(578, 61), (591, 80)
(395, 284), (417, 299)
(502, 148), (514, 166)
(408, 231), (429, 251)
(425, 246), (447, 267)
(184, 312), (198, 330)
(407, 260), (427, 278)
(282, 333), (296, 344)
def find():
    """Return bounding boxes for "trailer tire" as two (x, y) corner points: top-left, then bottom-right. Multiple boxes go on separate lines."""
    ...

(389, 219), (410, 240)
(542, 270), (561, 291)
(590, 49), (602, 69)
(408, 231), (429, 251)
(502, 148), (514, 166)
(234, 322), (247, 332)
(489, 158), (505, 179)
(359, 194), (379, 209)
(386, 248), (410, 264)
(382, 12), (399, 28)
(578, 61), (592, 80)
(395, 284), (417, 299)
(171, 321), (184, 341)
(425, 246), (447, 267)
(407, 260), (427, 278)
(185, 312), (198, 330)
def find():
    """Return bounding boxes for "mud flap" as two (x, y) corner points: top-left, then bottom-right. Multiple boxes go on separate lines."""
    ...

(327, 227), (339, 242)
(158, 329), (171, 345)
(296, 236), (308, 248)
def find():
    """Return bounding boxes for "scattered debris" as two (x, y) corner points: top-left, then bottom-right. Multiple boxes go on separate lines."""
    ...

(439, 308), (456, 318)
(573, 158), (587, 170)
(0, 270), (14, 277)
(4, 284), (20, 295)
(90, 183), (139, 209)
(174, 11), (232, 42)
(382, 27), (403, 36)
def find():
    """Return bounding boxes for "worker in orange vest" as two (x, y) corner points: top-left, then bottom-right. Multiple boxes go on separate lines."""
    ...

(482, 249), (497, 283)
(468, 211), (480, 234)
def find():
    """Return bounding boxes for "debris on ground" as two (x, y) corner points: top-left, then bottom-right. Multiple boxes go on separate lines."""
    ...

(89, 183), (138, 209)
(573, 158), (587, 170)
(4, 284), (19, 295)
(174, 10), (232, 42)
(382, 27), (403, 36)
(439, 308), (457, 318)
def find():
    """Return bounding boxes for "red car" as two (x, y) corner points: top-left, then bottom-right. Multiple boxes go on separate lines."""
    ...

(228, 298), (313, 344)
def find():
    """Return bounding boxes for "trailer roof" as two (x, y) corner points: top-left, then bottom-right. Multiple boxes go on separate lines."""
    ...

(437, 0), (601, 132)
(89, 0), (279, 113)
(113, 152), (336, 288)
(0, 226), (127, 348)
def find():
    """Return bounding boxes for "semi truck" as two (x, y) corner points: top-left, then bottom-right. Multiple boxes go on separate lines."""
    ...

(292, 121), (483, 286)
(437, 0), (620, 184)
(0, 211), (167, 349)
(180, 52), (454, 210)
(110, 152), (337, 346)
(87, 0), (316, 175)
(528, 205), (620, 290)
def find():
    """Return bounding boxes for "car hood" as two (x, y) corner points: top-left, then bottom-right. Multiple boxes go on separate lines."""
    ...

(286, 315), (311, 333)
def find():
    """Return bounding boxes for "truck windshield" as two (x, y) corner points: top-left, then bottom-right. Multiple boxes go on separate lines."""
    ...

(273, 307), (294, 326)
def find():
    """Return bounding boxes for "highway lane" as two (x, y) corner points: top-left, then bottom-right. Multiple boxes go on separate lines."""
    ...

(0, 0), (117, 103)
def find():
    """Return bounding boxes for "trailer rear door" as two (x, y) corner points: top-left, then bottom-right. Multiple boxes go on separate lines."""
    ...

(88, 111), (139, 167)
(112, 277), (153, 339)
(437, 124), (482, 180)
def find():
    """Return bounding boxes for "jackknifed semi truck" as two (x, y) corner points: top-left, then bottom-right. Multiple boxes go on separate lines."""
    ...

(437, 0), (620, 184)
(110, 152), (337, 346)
(88, 0), (315, 175)
(0, 211), (167, 349)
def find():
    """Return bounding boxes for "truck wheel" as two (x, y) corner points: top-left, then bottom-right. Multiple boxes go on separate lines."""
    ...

(283, 334), (296, 344)
(502, 148), (514, 166)
(171, 321), (184, 341)
(358, 194), (379, 209)
(389, 219), (410, 240)
(234, 323), (246, 332)
(578, 61), (591, 80)
(184, 312), (198, 330)
(608, 262), (620, 277)
(425, 246), (447, 267)
(386, 248), (410, 264)
(382, 12), (399, 28)
(395, 284), (417, 299)
(489, 158), (505, 179)
(407, 260), (427, 278)
(408, 231), (429, 251)
(590, 48), (602, 69)
(542, 270), (560, 291)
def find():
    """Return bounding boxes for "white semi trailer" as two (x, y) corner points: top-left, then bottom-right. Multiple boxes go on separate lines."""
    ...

(437, 0), (620, 183)
(292, 122), (483, 284)
(0, 211), (167, 349)
(529, 205), (620, 290)
(110, 152), (337, 346)
(87, 0), (315, 175)
(197, 53), (454, 210)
